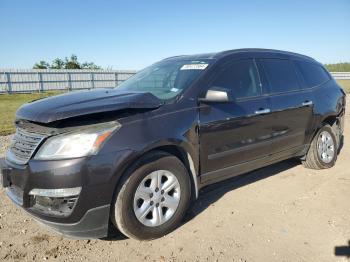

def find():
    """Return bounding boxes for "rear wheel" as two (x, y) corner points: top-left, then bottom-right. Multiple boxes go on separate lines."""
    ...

(111, 152), (191, 240)
(302, 124), (338, 169)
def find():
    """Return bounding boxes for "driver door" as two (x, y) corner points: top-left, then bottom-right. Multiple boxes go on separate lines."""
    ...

(199, 59), (274, 183)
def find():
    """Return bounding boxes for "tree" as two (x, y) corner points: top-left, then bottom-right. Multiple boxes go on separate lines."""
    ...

(33, 60), (50, 69)
(325, 63), (350, 72)
(33, 55), (102, 70)
(64, 54), (81, 69)
(81, 62), (101, 70)
(51, 58), (65, 69)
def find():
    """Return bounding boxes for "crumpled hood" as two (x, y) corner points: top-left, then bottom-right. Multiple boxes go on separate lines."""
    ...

(16, 89), (162, 123)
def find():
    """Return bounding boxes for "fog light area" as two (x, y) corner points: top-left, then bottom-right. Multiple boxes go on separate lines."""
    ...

(31, 195), (79, 217)
(28, 187), (81, 217)
(29, 187), (81, 198)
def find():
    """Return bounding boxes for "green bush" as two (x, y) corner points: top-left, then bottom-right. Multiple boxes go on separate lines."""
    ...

(325, 63), (350, 72)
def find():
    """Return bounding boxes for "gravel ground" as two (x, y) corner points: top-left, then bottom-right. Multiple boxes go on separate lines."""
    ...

(0, 101), (349, 262)
(0, 135), (12, 157)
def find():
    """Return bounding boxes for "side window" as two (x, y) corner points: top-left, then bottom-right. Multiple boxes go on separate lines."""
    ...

(261, 59), (300, 93)
(295, 61), (330, 88)
(211, 59), (261, 99)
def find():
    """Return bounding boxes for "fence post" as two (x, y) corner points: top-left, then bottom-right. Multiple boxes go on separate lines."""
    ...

(5, 72), (12, 93)
(115, 72), (119, 87)
(38, 72), (44, 92)
(91, 73), (95, 89)
(67, 73), (72, 91)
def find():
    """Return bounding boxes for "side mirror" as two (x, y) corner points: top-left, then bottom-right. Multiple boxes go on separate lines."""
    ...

(199, 87), (231, 103)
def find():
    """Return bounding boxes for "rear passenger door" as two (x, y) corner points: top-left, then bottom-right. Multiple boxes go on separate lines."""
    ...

(257, 58), (314, 156)
(294, 60), (332, 143)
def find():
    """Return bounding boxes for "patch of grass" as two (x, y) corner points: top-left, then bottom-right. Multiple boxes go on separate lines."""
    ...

(0, 92), (63, 135)
(336, 79), (350, 93)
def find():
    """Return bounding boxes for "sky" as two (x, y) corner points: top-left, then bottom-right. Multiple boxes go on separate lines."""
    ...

(0, 0), (349, 70)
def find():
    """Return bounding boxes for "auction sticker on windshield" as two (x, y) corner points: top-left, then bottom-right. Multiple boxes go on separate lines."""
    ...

(180, 64), (208, 70)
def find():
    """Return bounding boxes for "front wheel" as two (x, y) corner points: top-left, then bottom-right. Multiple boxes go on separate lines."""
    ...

(111, 152), (191, 240)
(302, 124), (338, 169)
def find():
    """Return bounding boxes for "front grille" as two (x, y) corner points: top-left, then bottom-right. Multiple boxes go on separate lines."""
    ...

(7, 128), (47, 165)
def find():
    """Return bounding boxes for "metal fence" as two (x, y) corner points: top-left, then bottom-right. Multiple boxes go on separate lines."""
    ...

(330, 72), (350, 80)
(0, 69), (349, 93)
(0, 69), (137, 93)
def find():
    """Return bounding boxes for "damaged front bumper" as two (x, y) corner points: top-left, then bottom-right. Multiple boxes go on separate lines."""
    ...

(0, 151), (132, 239)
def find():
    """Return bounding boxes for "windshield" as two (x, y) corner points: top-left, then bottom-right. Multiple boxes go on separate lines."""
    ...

(116, 59), (211, 100)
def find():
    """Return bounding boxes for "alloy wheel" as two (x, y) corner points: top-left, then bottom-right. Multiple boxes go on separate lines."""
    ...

(133, 170), (181, 227)
(317, 130), (335, 164)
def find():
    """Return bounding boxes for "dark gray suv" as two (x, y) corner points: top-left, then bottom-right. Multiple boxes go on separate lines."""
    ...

(0, 49), (346, 240)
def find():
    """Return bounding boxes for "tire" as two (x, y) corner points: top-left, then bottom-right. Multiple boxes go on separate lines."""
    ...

(302, 124), (338, 169)
(111, 151), (191, 240)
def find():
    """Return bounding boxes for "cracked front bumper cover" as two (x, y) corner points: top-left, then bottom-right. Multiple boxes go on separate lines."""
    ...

(31, 204), (111, 239)
(0, 157), (114, 239)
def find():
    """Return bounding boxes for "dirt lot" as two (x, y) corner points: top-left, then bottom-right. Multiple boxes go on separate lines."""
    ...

(0, 101), (349, 262)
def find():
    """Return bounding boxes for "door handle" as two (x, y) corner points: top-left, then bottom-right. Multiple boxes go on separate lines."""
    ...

(255, 108), (271, 115)
(302, 100), (313, 106)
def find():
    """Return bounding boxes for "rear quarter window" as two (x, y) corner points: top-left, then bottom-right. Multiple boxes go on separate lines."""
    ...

(295, 61), (330, 88)
(261, 59), (300, 94)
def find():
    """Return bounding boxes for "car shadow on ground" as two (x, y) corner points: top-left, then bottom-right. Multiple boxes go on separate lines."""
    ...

(338, 135), (345, 154)
(184, 158), (300, 223)
(335, 240), (350, 258)
(103, 158), (300, 241)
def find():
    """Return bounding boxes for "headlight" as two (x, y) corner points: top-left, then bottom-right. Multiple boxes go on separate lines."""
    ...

(34, 121), (121, 160)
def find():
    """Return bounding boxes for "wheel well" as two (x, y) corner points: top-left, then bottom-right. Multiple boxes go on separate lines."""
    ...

(154, 145), (187, 164)
(147, 145), (198, 201)
(310, 115), (339, 145)
(322, 115), (337, 127)
(111, 145), (199, 213)
(300, 115), (339, 160)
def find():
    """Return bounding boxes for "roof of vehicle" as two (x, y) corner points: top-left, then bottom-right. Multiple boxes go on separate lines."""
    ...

(164, 48), (316, 63)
